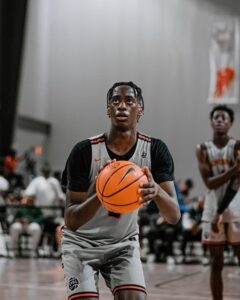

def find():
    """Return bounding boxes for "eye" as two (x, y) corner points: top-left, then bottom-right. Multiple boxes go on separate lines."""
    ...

(125, 97), (135, 105)
(126, 99), (133, 105)
(111, 97), (120, 105)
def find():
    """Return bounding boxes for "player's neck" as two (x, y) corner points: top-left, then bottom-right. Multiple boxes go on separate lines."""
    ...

(212, 133), (230, 148)
(105, 129), (137, 154)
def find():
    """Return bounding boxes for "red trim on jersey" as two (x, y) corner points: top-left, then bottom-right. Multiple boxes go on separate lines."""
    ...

(91, 137), (105, 145)
(69, 292), (98, 300)
(211, 159), (231, 166)
(202, 241), (226, 246)
(138, 133), (151, 142)
(229, 241), (240, 246)
(113, 284), (147, 295)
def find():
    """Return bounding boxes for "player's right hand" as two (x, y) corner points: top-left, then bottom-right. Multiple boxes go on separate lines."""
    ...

(95, 159), (116, 180)
(211, 214), (222, 233)
(236, 150), (240, 171)
(100, 159), (116, 172)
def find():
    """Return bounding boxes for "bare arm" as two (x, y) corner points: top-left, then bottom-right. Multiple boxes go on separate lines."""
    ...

(139, 167), (180, 224)
(216, 142), (240, 214)
(64, 190), (102, 231)
(196, 143), (240, 190)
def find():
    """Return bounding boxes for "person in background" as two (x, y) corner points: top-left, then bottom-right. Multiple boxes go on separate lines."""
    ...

(196, 105), (240, 300)
(9, 197), (44, 257)
(3, 149), (24, 191)
(0, 174), (9, 234)
(180, 196), (207, 263)
(23, 162), (65, 256)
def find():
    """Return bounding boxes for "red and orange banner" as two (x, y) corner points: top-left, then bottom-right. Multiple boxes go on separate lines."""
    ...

(208, 19), (239, 104)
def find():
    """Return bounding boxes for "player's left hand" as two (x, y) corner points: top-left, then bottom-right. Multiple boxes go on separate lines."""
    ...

(138, 167), (160, 204)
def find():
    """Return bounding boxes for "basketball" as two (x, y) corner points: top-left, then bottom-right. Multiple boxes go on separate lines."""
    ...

(96, 160), (148, 213)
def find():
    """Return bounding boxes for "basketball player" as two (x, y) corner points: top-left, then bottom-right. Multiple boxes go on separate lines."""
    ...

(196, 105), (240, 300)
(61, 81), (181, 300)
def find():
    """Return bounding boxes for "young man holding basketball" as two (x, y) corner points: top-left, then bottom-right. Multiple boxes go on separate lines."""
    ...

(62, 81), (180, 300)
(196, 105), (240, 300)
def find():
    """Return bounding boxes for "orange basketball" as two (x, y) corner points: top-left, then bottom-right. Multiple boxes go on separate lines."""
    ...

(96, 160), (148, 213)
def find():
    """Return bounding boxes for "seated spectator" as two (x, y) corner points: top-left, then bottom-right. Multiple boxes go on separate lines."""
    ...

(0, 175), (9, 194)
(9, 197), (44, 257)
(180, 196), (207, 263)
(0, 175), (10, 256)
(3, 149), (24, 191)
(175, 179), (194, 213)
(178, 178), (194, 198)
(146, 201), (181, 263)
(0, 175), (9, 204)
(23, 162), (65, 256)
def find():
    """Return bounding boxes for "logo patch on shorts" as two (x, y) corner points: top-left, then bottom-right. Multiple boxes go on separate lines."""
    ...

(69, 277), (79, 291)
(204, 231), (210, 239)
(234, 223), (240, 230)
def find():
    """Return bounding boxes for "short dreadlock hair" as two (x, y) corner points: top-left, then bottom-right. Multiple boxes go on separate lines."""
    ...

(107, 81), (144, 109)
(210, 105), (234, 123)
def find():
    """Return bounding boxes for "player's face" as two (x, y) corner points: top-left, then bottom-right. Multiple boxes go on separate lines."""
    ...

(211, 110), (232, 134)
(107, 85), (143, 131)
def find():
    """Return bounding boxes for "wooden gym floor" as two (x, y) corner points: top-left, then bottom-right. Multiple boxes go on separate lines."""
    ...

(0, 257), (239, 300)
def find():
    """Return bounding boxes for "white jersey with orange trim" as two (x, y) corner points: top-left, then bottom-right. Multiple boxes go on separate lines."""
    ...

(202, 138), (240, 222)
(62, 132), (174, 247)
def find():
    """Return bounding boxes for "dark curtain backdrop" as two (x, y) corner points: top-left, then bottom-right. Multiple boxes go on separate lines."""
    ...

(0, 0), (28, 158)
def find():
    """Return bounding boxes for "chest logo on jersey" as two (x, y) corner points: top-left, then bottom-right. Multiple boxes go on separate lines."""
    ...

(69, 277), (79, 291)
(211, 159), (230, 166)
(141, 152), (147, 158)
(204, 231), (210, 240)
(94, 158), (101, 163)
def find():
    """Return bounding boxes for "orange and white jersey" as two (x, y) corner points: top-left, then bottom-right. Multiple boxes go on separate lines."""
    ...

(202, 138), (240, 222)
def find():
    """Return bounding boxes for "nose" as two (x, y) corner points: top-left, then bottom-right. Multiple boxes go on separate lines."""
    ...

(118, 100), (127, 109)
(215, 115), (224, 122)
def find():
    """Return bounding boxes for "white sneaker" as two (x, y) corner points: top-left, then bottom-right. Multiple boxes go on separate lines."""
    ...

(201, 257), (209, 265)
(8, 250), (16, 258)
(51, 251), (61, 258)
(166, 256), (175, 265)
(228, 270), (240, 279)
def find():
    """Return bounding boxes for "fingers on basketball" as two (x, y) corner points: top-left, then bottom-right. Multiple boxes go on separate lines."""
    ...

(96, 160), (148, 214)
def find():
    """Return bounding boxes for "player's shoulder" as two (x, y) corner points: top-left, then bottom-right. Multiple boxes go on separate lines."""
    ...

(138, 132), (152, 142)
(138, 132), (167, 146)
(231, 136), (240, 148)
(72, 135), (102, 152)
(149, 136), (173, 160)
(70, 133), (105, 156)
(149, 135), (170, 151)
(89, 133), (105, 145)
(68, 138), (92, 160)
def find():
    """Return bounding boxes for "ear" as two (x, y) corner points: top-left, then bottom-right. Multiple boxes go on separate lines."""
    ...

(137, 108), (144, 122)
(138, 107), (144, 117)
(107, 107), (110, 118)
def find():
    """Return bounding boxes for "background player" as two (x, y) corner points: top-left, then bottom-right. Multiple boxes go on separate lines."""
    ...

(196, 104), (240, 300)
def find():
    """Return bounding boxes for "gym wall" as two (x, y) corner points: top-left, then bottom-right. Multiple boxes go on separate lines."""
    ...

(15, 0), (240, 196)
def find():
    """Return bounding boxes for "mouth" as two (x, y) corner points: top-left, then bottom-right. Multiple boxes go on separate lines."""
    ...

(215, 125), (226, 132)
(215, 124), (224, 129)
(115, 114), (129, 121)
